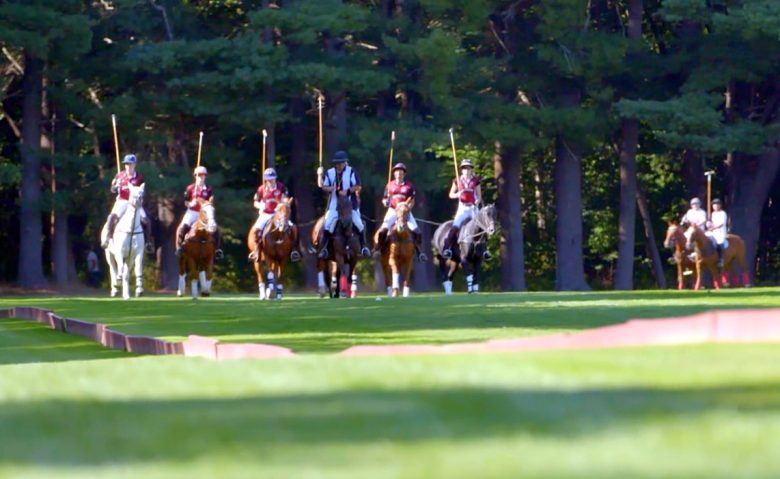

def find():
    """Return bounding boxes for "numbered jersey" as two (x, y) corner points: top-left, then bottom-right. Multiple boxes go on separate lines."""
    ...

(385, 180), (415, 208)
(114, 171), (144, 200)
(456, 176), (480, 205)
(185, 184), (213, 212)
(255, 181), (287, 214)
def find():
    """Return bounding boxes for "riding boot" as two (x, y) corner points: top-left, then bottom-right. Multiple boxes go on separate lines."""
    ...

(140, 216), (153, 253)
(214, 227), (224, 260)
(102, 214), (119, 248)
(373, 228), (388, 257)
(412, 229), (428, 262)
(175, 224), (190, 257)
(357, 227), (371, 257)
(318, 229), (332, 259)
(290, 225), (302, 262)
(717, 244), (724, 268)
(442, 226), (460, 259)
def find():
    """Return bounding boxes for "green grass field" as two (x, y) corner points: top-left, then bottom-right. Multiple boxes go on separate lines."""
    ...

(1, 289), (780, 478)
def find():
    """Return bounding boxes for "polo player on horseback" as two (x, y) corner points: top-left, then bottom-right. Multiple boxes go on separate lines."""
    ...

(373, 162), (427, 262)
(315, 150), (371, 259)
(174, 166), (223, 259)
(442, 159), (488, 259)
(101, 154), (151, 249)
(248, 167), (302, 262)
(707, 198), (728, 267)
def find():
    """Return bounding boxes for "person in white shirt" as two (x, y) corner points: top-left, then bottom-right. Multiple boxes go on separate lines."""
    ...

(681, 197), (707, 229)
(707, 198), (728, 267)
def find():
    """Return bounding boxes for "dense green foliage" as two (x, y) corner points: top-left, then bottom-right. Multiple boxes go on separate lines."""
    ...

(2, 0), (779, 290)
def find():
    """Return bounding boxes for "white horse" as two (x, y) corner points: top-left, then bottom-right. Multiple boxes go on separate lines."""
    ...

(101, 184), (145, 300)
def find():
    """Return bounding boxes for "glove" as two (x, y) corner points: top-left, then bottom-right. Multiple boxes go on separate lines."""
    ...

(382, 198), (389, 208)
(188, 200), (198, 209)
(317, 167), (324, 176)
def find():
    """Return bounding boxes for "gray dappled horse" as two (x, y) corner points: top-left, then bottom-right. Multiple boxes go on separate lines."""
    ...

(432, 204), (496, 295)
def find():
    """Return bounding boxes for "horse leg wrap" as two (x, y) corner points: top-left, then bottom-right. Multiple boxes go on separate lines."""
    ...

(472, 284), (479, 293)
(443, 280), (453, 295)
(258, 282), (266, 300)
(466, 274), (474, 293)
(392, 272), (400, 290)
(402, 286), (410, 297)
(351, 274), (358, 296)
(191, 280), (198, 299)
(317, 271), (326, 288)
(742, 272), (750, 286)
(178, 274), (185, 297)
(276, 284), (283, 300)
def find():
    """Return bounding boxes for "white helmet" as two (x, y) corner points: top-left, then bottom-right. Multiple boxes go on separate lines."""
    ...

(193, 166), (208, 176)
(690, 197), (701, 206)
(263, 168), (277, 180)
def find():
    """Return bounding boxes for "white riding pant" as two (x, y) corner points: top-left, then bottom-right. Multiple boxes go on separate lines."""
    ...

(453, 204), (477, 228)
(324, 203), (364, 233)
(253, 212), (274, 232)
(705, 231), (728, 248)
(178, 209), (199, 229)
(381, 207), (418, 231)
(110, 200), (148, 220)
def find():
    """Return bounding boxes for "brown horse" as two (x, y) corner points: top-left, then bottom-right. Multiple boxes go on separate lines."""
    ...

(312, 195), (360, 298)
(177, 199), (217, 300)
(684, 225), (750, 290)
(247, 201), (299, 300)
(663, 223), (696, 290)
(376, 200), (415, 297)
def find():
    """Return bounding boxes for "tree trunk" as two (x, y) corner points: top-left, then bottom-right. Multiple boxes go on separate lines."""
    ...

(289, 97), (318, 288)
(727, 149), (780, 278)
(682, 149), (705, 201)
(614, 0), (643, 290)
(615, 119), (639, 290)
(533, 163), (547, 239)
(18, 53), (47, 288)
(493, 142), (526, 290)
(636, 184), (667, 289)
(411, 190), (435, 291)
(554, 98), (590, 291)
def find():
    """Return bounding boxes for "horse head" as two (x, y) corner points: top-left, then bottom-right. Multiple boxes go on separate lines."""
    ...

(198, 199), (218, 234)
(664, 222), (682, 249)
(476, 204), (497, 235)
(128, 183), (145, 208)
(395, 201), (411, 234)
(336, 194), (353, 235)
(272, 201), (291, 233)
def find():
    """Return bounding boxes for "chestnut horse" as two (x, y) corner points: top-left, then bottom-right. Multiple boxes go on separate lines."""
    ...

(177, 199), (217, 299)
(663, 223), (696, 290)
(685, 225), (749, 290)
(247, 201), (300, 300)
(312, 194), (360, 298)
(376, 200), (415, 297)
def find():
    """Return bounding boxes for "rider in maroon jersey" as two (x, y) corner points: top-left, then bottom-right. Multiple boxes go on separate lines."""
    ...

(174, 166), (223, 259)
(102, 154), (151, 249)
(373, 163), (427, 261)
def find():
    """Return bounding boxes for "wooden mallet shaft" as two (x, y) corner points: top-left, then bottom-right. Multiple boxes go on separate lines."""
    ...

(111, 114), (120, 174)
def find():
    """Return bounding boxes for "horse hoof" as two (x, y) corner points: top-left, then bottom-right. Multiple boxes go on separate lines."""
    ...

(201, 292), (210, 297)
(135, 291), (143, 298)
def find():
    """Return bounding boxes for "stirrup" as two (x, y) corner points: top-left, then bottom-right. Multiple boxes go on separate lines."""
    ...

(360, 247), (371, 257)
(418, 252), (428, 262)
(318, 248), (329, 259)
(215, 249), (224, 260)
(482, 251), (492, 260)
(442, 248), (453, 259)
(290, 250), (301, 262)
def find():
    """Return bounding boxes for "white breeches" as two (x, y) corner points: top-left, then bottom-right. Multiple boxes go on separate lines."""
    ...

(324, 205), (364, 233)
(253, 212), (274, 232)
(706, 231), (728, 247)
(110, 200), (148, 220)
(178, 209), (199, 229)
(382, 208), (418, 231)
(453, 204), (477, 228)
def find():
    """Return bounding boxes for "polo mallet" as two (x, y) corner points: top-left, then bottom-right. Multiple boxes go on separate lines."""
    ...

(196, 131), (204, 168)
(262, 129), (268, 174)
(387, 131), (396, 183)
(111, 114), (120, 174)
(449, 128), (459, 191)
(317, 94), (324, 169)
(705, 170), (715, 218)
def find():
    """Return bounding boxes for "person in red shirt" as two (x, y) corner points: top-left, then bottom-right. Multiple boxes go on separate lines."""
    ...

(442, 159), (484, 259)
(175, 166), (223, 259)
(248, 168), (301, 262)
(373, 163), (427, 261)
(102, 154), (151, 249)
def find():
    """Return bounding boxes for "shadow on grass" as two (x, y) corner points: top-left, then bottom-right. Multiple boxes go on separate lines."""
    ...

(0, 383), (778, 467)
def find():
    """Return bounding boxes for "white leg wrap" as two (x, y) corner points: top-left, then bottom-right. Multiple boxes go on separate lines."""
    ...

(351, 274), (358, 293)
(317, 271), (325, 287)
(466, 274), (474, 293)
(199, 271), (206, 289)
(258, 282), (266, 300)
(387, 286), (393, 297)
(443, 280), (453, 295)
(191, 280), (198, 299)
(177, 275), (185, 296)
(473, 284), (479, 292)
(402, 286), (410, 297)
(392, 272), (400, 289)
